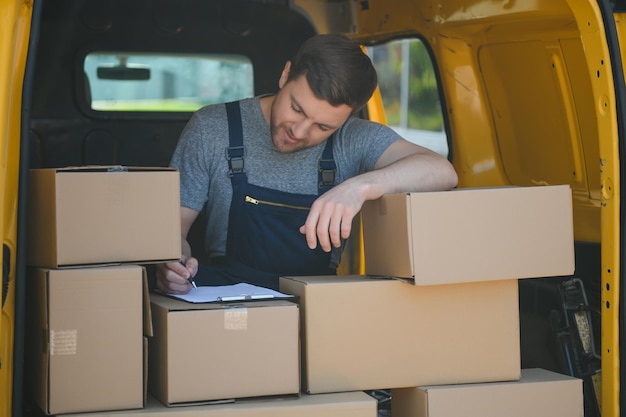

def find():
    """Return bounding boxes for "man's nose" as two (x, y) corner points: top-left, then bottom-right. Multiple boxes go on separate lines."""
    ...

(292, 117), (312, 138)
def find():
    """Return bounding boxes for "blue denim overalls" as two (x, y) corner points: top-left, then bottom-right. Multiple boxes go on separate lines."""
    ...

(193, 101), (337, 290)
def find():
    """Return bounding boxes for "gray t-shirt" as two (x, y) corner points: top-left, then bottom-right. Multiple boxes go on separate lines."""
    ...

(170, 96), (400, 259)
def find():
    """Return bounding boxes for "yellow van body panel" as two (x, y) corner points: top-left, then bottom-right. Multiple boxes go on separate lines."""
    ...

(352, 0), (607, 234)
(0, 2), (32, 417)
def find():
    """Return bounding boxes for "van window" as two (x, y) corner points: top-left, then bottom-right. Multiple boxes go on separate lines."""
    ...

(368, 39), (448, 157)
(83, 53), (254, 112)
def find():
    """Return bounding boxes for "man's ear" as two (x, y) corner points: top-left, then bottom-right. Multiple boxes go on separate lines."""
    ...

(278, 61), (292, 89)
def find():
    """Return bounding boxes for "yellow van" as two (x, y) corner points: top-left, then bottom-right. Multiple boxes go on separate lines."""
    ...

(0, 0), (620, 416)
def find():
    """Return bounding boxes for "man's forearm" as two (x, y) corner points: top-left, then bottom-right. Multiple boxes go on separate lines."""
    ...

(301, 151), (457, 252)
(355, 151), (458, 202)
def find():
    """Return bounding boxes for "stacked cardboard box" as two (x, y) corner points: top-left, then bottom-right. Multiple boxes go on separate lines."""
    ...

(279, 275), (520, 393)
(27, 166), (376, 417)
(144, 291), (378, 414)
(360, 185), (576, 284)
(392, 368), (583, 417)
(277, 185), (583, 415)
(147, 294), (301, 405)
(62, 391), (378, 417)
(26, 166), (182, 415)
(27, 266), (147, 415)
(29, 180), (584, 417)
(27, 166), (182, 268)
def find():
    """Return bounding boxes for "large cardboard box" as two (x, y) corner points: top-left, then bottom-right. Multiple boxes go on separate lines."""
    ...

(27, 265), (145, 415)
(391, 368), (583, 417)
(27, 166), (181, 268)
(148, 294), (300, 405)
(361, 185), (575, 284)
(59, 392), (377, 417)
(279, 275), (521, 394)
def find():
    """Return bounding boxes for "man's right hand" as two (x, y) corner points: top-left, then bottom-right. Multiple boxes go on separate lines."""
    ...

(155, 257), (199, 294)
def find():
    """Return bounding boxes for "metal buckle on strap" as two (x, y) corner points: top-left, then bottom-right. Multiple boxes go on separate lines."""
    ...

(226, 146), (245, 176)
(318, 158), (336, 187)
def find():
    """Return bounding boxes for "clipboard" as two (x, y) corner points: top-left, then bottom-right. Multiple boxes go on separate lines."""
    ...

(166, 282), (294, 303)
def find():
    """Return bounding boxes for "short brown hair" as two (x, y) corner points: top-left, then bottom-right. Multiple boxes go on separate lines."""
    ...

(287, 34), (378, 112)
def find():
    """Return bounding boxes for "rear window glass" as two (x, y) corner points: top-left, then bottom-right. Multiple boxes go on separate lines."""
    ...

(367, 39), (448, 157)
(83, 53), (254, 112)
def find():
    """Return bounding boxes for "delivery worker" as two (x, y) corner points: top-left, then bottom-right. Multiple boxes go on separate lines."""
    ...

(155, 33), (458, 294)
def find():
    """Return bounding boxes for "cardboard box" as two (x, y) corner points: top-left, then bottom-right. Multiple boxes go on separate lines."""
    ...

(27, 166), (181, 268)
(27, 265), (145, 415)
(148, 294), (300, 405)
(391, 368), (583, 417)
(279, 275), (521, 394)
(59, 392), (377, 417)
(361, 185), (575, 284)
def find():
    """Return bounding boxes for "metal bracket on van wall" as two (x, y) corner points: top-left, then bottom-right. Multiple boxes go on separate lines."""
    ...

(552, 277), (601, 417)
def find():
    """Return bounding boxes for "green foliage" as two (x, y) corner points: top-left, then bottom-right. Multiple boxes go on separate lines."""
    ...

(92, 98), (212, 112)
(371, 39), (443, 132)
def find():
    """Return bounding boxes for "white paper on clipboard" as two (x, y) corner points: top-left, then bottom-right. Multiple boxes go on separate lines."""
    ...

(167, 282), (294, 303)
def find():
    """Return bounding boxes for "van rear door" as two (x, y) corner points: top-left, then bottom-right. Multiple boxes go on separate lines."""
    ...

(0, 2), (35, 417)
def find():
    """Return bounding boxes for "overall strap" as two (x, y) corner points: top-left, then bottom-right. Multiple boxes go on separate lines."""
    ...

(225, 99), (336, 193)
(225, 101), (245, 177)
(318, 134), (336, 195)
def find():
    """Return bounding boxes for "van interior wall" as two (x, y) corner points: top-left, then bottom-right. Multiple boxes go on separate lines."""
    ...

(28, 0), (315, 169)
(413, 3), (602, 413)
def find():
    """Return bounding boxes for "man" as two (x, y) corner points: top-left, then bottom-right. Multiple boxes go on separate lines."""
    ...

(156, 33), (458, 294)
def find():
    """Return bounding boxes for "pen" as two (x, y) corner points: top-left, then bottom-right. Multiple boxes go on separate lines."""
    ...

(218, 294), (275, 302)
(179, 260), (197, 289)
